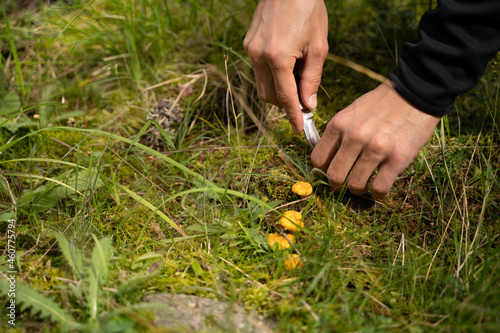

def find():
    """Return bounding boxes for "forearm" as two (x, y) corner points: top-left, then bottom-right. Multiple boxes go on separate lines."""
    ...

(389, 0), (500, 116)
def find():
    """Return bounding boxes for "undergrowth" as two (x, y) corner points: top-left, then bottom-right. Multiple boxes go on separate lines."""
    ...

(0, 0), (499, 332)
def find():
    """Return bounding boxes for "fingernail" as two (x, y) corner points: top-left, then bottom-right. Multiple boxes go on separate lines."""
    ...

(291, 124), (300, 134)
(308, 94), (317, 109)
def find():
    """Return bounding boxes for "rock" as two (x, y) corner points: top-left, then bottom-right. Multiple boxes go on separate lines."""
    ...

(144, 293), (273, 333)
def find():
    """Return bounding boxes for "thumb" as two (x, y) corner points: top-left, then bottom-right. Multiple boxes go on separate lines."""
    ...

(299, 50), (327, 110)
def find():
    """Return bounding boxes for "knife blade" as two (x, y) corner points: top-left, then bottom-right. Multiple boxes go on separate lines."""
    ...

(293, 67), (321, 149)
(300, 101), (320, 149)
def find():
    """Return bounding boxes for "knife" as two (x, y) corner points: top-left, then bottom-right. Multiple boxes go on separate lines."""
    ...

(293, 67), (321, 149)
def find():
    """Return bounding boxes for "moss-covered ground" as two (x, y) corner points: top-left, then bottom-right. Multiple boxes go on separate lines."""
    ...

(0, 0), (499, 332)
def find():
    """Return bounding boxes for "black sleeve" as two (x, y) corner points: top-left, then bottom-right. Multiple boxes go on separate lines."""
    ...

(388, 0), (500, 116)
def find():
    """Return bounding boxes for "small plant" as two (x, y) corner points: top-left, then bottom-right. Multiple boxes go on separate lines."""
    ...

(0, 233), (163, 332)
(1, 1), (498, 331)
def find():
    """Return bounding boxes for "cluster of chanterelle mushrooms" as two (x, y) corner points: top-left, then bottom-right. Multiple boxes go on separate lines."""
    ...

(267, 181), (313, 271)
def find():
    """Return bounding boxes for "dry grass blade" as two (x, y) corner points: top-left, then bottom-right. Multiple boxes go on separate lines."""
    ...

(326, 53), (387, 83)
(0, 174), (17, 207)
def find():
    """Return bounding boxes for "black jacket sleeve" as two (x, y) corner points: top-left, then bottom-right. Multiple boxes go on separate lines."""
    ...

(388, 0), (500, 116)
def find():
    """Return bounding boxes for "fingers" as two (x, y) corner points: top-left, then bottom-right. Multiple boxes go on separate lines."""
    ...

(370, 149), (414, 199)
(245, 38), (303, 133)
(300, 41), (328, 110)
(243, 0), (329, 134)
(313, 121), (392, 196)
(310, 83), (441, 199)
(345, 134), (392, 196)
(268, 55), (303, 133)
(311, 121), (341, 171)
(253, 58), (279, 106)
(370, 164), (401, 199)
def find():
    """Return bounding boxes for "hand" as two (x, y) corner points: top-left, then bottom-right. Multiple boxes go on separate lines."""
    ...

(243, 0), (328, 133)
(311, 82), (441, 199)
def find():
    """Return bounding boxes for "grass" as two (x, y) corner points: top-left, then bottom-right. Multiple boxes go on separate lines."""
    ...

(0, 0), (499, 332)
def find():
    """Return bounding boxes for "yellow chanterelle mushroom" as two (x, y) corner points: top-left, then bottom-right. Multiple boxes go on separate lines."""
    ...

(292, 181), (313, 197)
(279, 210), (303, 232)
(267, 233), (295, 250)
(284, 254), (303, 270)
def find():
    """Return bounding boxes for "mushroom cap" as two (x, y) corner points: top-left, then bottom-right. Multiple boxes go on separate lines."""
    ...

(284, 254), (303, 271)
(279, 210), (304, 232)
(292, 181), (313, 197)
(267, 233), (295, 250)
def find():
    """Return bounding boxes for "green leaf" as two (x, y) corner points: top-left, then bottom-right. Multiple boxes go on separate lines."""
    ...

(0, 91), (21, 116)
(0, 278), (78, 330)
(91, 234), (112, 283)
(87, 268), (99, 320)
(87, 235), (112, 320)
(1, 120), (39, 133)
(0, 212), (16, 222)
(53, 232), (85, 279)
(99, 314), (136, 333)
(19, 185), (61, 213)
(14, 169), (102, 212)
(191, 259), (203, 276)
(132, 252), (163, 264)
(52, 169), (104, 198)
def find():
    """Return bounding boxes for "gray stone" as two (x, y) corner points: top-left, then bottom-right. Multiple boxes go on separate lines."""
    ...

(144, 293), (273, 333)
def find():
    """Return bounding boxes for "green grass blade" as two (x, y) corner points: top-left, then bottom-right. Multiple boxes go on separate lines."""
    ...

(0, 126), (217, 188)
(2, 8), (25, 97)
(50, 0), (94, 48)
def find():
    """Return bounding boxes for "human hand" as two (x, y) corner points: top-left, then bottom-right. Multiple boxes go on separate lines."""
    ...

(243, 0), (328, 133)
(311, 82), (441, 199)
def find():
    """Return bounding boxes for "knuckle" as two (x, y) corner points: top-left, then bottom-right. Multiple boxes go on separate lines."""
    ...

(256, 89), (266, 102)
(389, 148), (413, 167)
(257, 91), (274, 105)
(247, 46), (263, 63)
(348, 180), (366, 193)
(326, 170), (344, 187)
(311, 41), (329, 59)
(368, 136), (389, 155)
(303, 73), (323, 87)
(244, 40), (257, 55)
(243, 36), (250, 52)
(310, 150), (320, 167)
(348, 127), (369, 144)
(264, 46), (284, 64)
(327, 114), (346, 132)
(371, 183), (390, 199)
(275, 90), (292, 105)
(311, 151), (327, 170)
